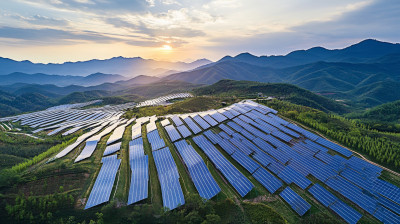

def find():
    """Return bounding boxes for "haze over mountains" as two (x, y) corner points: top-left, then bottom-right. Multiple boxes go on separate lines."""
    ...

(0, 56), (212, 79)
(1, 39), (400, 111)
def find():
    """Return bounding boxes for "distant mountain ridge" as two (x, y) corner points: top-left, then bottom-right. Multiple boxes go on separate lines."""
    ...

(165, 39), (400, 107)
(0, 72), (127, 87)
(0, 56), (212, 78)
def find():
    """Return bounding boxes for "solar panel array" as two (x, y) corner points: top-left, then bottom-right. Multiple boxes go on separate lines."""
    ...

(103, 142), (122, 156)
(174, 140), (220, 199)
(182, 116), (202, 134)
(308, 184), (362, 224)
(164, 125), (182, 142)
(280, 186), (311, 216)
(128, 137), (149, 205)
(136, 93), (192, 107)
(176, 125), (192, 138)
(85, 155), (121, 209)
(10, 94), (400, 222)
(193, 135), (254, 197)
(147, 130), (165, 151)
(153, 147), (185, 210)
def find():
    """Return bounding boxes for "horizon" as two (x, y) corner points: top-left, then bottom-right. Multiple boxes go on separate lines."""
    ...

(1, 0), (399, 63)
(1, 38), (398, 64)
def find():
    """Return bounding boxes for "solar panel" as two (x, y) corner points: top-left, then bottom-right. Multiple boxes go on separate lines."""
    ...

(219, 123), (236, 136)
(103, 142), (122, 156)
(192, 115), (211, 130)
(176, 125), (192, 138)
(202, 114), (218, 126)
(330, 201), (363, 224)
(278, 166), (312, 190)
(231, 150), (260, 174)
(193, 135), (254, 197)
(252, 167), (282, 193)
(85, 155), (121, 209)
(203, 130), (223, 144)
(164, 125), (182, 142)
(153, 147), (185, 210)
(280, 186), (311, 216)
(174, 140), (221, 200)
(171, 115), (184, 126)
(315, 138), (352, 157)
(128, 155), (149, 205)
(183, 116), (202, 134)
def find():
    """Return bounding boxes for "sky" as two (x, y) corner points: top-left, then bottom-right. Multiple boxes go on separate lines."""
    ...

(0, 0), (399, 63)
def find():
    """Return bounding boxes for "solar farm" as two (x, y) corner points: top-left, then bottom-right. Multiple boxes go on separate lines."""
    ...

(2, 94), (400, 224)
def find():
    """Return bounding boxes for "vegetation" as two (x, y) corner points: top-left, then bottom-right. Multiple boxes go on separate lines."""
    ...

(346, 100), (400, 132)
(124, 96), (239, 118)
(262, 99), (400, 170)
(194, 80), (349, 114)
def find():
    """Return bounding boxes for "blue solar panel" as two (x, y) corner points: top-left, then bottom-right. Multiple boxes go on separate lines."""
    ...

(103, 142), (122, 156)
(271, 130), (292, 142)
(280, 186), (311, 216)
(85, 155), (121, 209)
(192, 115), (211, 130)
(372, 179), (400, 205)
(286, 123), (319, 141)
(153, 147), (185, 210)
(217, 139), (237, 155)
(278, 166), (311, 190)
(325, 176), (377, 215)
(174, 140), (221, 200)
(330, 201), (363, 224)
(128, 155), (149, 205)
(229, 137), (253, 155)
(253, 138), (291, 164)
(147, 130), (165, 151)
(193, 135), (254, 197)
(374, 205), (400, 224)
(252, 168), (282, 193)
(219, 123), (236, 136)
(266, 160), (285, 175)
(308, 184), (338, 207)
(171, 115), (184, 126)
(164, 125), (182, 142)
(176, 125), (192, 138)
(129, 138), (144, 161)
(220, 109), (235, 119)
(183, 116), (202, 134)
(315, 138), (352, 157)
(219, 131), (231, 140)
(210, 112), (227, 123)
(202, 114), (218, 126)
(203, 130), (223, 144)
(231, 150), (260, 174)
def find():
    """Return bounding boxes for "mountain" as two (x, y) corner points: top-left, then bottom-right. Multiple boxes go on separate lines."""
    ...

(165, 40), (400, 107)
(0, 56), (212, 78)
(0, 72), (126, 86)
(194, 80), (349, 114)
(213, 39), (400, 68)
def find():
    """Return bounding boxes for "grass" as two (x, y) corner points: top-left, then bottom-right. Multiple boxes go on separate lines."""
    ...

(113, 122), (134, 203)
(242, 201), (286, 224)
(141, 124), (163, 213)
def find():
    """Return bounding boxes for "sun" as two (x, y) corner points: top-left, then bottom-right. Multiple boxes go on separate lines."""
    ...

(161, 44), (172, 51)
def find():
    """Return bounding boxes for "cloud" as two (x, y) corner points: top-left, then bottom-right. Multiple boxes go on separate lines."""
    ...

(10, 14), (69, 26)
(0, 26), (118, 44)
(206, 0), (400, 56)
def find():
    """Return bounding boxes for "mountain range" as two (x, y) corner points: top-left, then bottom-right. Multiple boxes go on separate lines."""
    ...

(1, 39), (400, 111)
(0, 56), (212, 78)
(165, 39), (400, 107)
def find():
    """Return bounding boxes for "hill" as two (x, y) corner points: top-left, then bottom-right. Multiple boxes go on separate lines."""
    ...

(212, 39), (400, 68)
(0, 72), (126, 86)
(194, 80), (349, 114)
(0, 56), (212, 78)
(166, 58), (400, 107)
